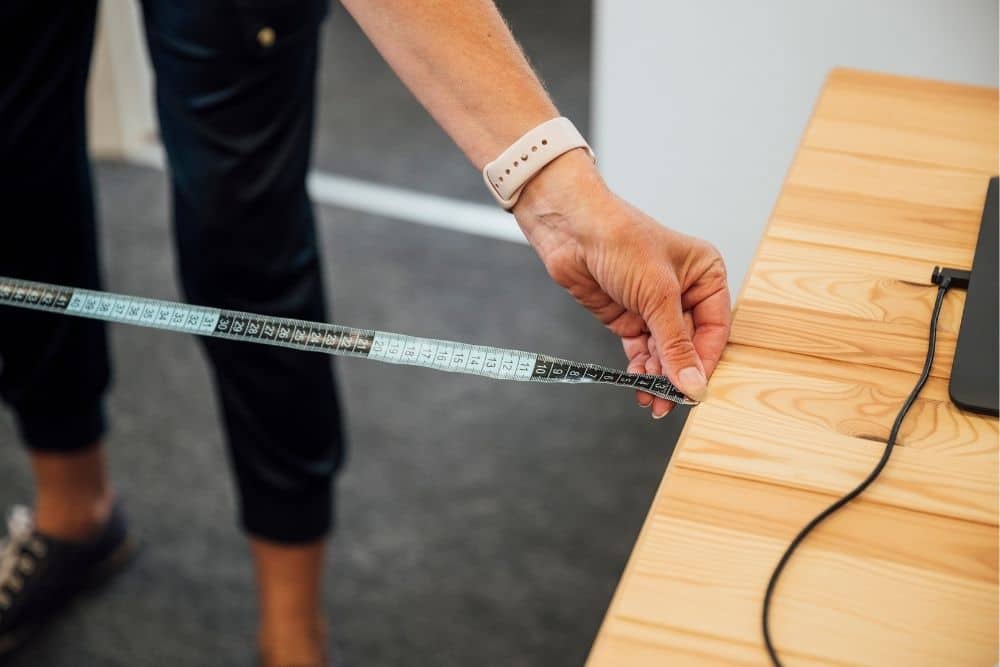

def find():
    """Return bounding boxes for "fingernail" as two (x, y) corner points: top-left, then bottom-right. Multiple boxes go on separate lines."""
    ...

(678, 367), (709, 402)
(639, 399), (653, 408)
(652, 409), (669, 420)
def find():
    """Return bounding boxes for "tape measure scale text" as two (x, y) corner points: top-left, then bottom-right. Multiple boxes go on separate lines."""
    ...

(0, 276), (694, 405)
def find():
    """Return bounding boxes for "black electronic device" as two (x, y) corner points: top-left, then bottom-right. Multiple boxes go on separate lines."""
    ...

(949, 177), (999, 416)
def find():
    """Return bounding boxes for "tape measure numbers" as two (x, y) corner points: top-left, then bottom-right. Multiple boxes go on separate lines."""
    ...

(0, 276), (694, 405)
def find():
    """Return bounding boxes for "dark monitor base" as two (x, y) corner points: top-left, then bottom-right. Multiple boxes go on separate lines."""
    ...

(949, 176), (999, 417)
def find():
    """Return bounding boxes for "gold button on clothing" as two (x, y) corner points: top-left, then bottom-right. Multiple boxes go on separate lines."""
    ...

(257, 27), (276, 48)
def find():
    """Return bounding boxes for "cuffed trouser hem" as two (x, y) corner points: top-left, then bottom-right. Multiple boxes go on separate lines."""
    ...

(16, 398), (107, 453)
(240, 484), (334, 544)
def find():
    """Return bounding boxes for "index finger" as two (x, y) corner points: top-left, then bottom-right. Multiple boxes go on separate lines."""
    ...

(690, 284), (732, 380)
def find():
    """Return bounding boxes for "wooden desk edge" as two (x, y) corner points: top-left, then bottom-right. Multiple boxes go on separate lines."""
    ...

(585, 67), (1000, 665)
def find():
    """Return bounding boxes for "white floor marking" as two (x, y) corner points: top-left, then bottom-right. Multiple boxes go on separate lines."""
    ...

(119, 147), (528, 245)
(306, 172), (526, 244)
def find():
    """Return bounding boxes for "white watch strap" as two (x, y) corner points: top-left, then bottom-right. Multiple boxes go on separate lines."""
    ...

(482, 117), (595, 210)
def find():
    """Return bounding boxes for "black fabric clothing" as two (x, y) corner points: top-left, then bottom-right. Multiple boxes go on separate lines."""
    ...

(0, 0), (344, 544)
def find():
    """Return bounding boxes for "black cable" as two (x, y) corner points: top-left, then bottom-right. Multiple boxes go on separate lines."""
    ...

(761, 279), (953, 666)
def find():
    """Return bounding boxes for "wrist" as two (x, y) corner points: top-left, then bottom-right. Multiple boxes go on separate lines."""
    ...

(511, 147), (611, 230)
(509, 149), (618, 268)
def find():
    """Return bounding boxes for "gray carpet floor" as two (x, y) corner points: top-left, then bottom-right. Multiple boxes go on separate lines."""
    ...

(0, 2), (688, 665)
(0, 162), (687, 667)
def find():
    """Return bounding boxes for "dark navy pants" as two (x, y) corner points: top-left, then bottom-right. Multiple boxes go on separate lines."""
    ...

(0, 0), (344, 543)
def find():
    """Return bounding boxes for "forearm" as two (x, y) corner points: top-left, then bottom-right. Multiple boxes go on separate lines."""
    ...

(341, 0), (611, 254)
(339, 0), (562, 169)
(342, 1), (729, 408)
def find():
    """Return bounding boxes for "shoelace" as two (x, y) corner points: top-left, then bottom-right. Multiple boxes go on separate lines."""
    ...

(0, 506), (45, 614)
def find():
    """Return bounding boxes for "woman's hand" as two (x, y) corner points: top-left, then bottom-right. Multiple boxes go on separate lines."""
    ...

(513, 150), (732, 419)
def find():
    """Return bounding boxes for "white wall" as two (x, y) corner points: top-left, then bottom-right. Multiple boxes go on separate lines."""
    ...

(593, 0), (998, 291)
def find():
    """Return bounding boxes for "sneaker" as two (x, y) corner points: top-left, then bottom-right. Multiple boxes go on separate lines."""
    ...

(0, 502), (138, 656)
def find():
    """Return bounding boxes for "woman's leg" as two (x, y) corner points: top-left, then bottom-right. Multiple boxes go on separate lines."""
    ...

(141, 1), (342, 663)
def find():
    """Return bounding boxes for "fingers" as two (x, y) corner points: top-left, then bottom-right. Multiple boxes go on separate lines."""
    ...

(628, 284), (728, 412)
(623, 335), (654, 408)
(690, 283), (732, 380)
(644, 346), (673, 419)
(606, 310), (649, 339)
(644, 291), (709, 403)
(621, 334), (650, 360)
(627, 354), (653, 408)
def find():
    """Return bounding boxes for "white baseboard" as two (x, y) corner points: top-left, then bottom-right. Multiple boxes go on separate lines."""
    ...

(306, 173), (525, 244)
(115, 147), (527, 246)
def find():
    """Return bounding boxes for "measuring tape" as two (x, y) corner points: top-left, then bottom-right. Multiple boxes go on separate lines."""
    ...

(0, 276), (694, 405)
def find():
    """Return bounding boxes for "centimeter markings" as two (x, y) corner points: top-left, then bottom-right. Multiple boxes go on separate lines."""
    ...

(0, 276), (694, 405)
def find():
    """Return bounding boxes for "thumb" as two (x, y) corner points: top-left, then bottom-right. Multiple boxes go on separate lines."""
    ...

(645, 294), (709, 403)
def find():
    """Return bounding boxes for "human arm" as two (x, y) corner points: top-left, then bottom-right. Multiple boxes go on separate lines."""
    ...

(340, 0), (731, 417)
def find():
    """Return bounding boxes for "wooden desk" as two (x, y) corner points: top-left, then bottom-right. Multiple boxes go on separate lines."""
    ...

(587, 69), (999, 666)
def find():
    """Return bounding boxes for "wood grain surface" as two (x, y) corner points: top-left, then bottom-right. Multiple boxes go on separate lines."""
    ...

(587, 69), (999, 666)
